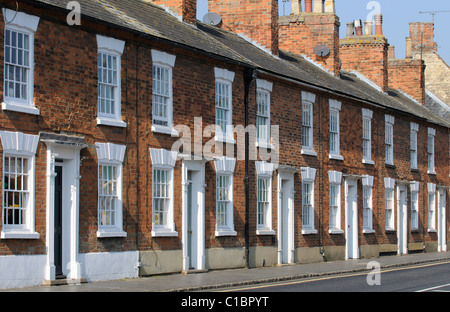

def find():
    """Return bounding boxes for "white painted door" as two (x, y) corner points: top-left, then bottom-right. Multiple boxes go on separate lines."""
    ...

(346, 179), (358, 259)
(438, 190), (447, 252)
(397, 187), (408, 255)
(278, 172), (294, 265)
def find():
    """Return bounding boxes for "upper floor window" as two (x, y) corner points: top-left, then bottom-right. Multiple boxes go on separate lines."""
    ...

(428, 128), (436, 174)
(96, 35), (126, 128)
(2, 9), (40, 115)
(96, 142), (127, 238)
(301, 92), (316, 156)
(256, 79), (273, 148)
(410, 122), (419, 170)
(362, 109), (373, 164)
(385, 115), (395, 166)
(0, 131), (39, 239)
(329, 100), (343, 160)
(214, 67), (235, 144)
(152, 49), (178, 136)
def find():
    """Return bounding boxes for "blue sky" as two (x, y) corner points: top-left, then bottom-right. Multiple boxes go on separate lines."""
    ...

(197, 0), (450, 63)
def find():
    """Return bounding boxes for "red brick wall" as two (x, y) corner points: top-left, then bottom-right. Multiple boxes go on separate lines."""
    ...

(410, 22), (437, 55)
(388, 58), (425, 105)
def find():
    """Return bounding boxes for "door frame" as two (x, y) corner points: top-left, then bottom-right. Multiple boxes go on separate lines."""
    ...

(437, 187), (447, 252)
(396, 184), (408, 255)
(43, 139), (83, 282)
(277, 169), (295, 265)
(181, 159), (206, 272)
(345, 177), (359, 260)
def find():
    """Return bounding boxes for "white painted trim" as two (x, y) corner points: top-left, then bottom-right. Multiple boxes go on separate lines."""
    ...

(277, 170), (295, 264)
(0, 255), (46, 289)
(96, 35), (125, 55)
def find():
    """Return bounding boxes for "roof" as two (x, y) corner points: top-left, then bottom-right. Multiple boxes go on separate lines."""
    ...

(29, 0), (450, 128)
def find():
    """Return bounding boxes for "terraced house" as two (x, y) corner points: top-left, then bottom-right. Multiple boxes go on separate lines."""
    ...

(0, 0), (449, 289)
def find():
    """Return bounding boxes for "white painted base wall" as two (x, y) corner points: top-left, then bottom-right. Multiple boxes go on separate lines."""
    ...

(79, 251), (140, 282)
(0, 251), (139, 289)
(0, 255), (47, 289)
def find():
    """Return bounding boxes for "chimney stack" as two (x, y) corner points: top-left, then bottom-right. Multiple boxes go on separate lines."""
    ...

(209, 0), (279, 55)
(279, 0), (340, 76)
(148, 0), (197, 24)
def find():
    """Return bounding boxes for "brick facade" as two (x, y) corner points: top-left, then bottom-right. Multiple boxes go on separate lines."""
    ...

(0, 0), (449, 288)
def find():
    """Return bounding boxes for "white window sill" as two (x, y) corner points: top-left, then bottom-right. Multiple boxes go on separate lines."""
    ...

(2, 102), (40, 115)
(151, 230), (178, 237)
(329, 154), (344, 161)
(215, 135), (236, 144)
(329, 228), (344, 234)
(385, 227), (396, 233)
(97, 230), (127, 238)
(428, 228), (437, 233)
(301, 149), (317, 157)
(302, 229), (317, 235)
(256, 228), (276, 236)
(256, 140), (275, 150)
(151, 124), (179, 137)
(1, 230), (40, 239)
(97, 117), (127, 128)
(428, 170), (436, 175)
(363, 159), (375, 165)
(363, 228), (375, 234)
(215, 229), (237, 237)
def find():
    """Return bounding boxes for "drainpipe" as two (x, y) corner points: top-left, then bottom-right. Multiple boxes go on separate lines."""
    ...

(244, 67), (256, 269)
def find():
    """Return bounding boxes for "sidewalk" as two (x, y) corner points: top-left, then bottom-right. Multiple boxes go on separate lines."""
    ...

(8, 251), (450, 292)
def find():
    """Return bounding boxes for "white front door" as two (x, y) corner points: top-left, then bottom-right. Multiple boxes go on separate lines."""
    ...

(278, 171), (294, 265)
(182, 161), (205, 271)
(397, 186), (408, 255)
(345, 178), (358, 259)
(438, 189), (447, 252)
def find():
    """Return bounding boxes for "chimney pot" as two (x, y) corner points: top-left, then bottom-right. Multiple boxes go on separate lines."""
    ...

(324, 0), (335, 13)
(314, 0), (324, 13)
(405, 37), (412, 58)
(354, 19), (363, 36)
(305, 0), (313, 13)
(375, 13), (383, 35)
(291, 0), (302, 15)
(364, 20), (373, 35)
(388, 45), (395, 60)
(346, 22), (354, 37)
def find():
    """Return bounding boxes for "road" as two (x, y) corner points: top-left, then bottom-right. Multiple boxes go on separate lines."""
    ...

(216, 260), (450, 292)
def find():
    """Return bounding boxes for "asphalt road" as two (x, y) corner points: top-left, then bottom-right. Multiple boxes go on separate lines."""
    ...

(217, 260), (450, 292)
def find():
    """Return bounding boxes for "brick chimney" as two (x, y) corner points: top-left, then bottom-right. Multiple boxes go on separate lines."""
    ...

(149, 0), (197, 24)
(409, 22), (438, 57)
(388, 38), (426, 104)
(279, 0), (340, 76)
(339, 14), (389, 92)
(208, 0), (279, 55)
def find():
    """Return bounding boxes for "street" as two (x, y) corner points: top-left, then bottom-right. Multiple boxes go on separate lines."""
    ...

(217, 260), (450, 292)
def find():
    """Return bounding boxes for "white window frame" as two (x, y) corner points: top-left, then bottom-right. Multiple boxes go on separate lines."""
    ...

(214, 67), (235, 144)
(385, 115), (395, 166)
(428, 128), (436, 175)
(256, 79), (273, 149)
(150, 148), (178, 237)
(362, 175), (375, 233)
(328, 171), (343, 234)
(384, 177), (395, 231)
(362, 108), (374, 164)
(0, 131), (39, 239)
(96, 35), (126, 128)
(428, 183), (436, 232)
(96, 142), (126, 238)
(410, 122), (419, 170)
(410, 181), (419, 231)
(301, 167), (317, 234)
(329, 100), (343, 160)
(214, 156), (236, 236)
(301, 92), (317, 156)
(2, 9), (40, 115)
(151, 49), (178, 136)
(256, 161), (275, 235)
